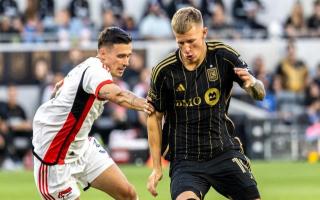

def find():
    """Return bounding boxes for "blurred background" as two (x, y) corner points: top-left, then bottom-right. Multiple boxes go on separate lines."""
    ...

(0, 0), (320, 178)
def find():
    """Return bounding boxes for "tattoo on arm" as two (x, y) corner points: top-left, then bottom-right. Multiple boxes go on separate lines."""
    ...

(99, 89), (143, 110)
(99, 91), (110, 100)
(246, 80), (265, 101)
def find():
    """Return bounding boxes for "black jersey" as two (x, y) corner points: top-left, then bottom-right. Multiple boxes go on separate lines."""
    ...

(148, 41), (250, 161)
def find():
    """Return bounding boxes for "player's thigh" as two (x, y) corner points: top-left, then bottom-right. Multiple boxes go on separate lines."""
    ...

(210, 157), (260, 200)
(176, 191), (200, 200)
(34, 159), (80, 200)
(90, 163), (136, 199)
(170, 170), (210, 200)
(79, 137), (136, 199)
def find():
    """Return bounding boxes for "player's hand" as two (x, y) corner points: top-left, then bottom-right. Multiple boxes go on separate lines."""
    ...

(143, 100), (155, 115)
(54, 79), (64, 91)
(50, 79), (64, 99)
(147, 169), (163, 197)
(234, 68), (256, 88)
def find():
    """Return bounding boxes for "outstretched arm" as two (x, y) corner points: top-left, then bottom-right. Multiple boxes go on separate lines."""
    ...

(234, 68), (266, 101)
(147, 111), (164, 197)
(98, 83), (154, 114)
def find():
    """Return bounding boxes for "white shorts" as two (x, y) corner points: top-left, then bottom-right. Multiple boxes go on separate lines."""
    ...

(34, 137), (114, 200)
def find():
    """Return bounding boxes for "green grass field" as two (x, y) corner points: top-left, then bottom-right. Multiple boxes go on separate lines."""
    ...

(0, 161), (319, 200)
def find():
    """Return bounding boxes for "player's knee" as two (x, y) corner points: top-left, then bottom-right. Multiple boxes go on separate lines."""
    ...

(117, 183), (137, 200)
(176, 191), (200, 200)
(126, 184), (137, 200)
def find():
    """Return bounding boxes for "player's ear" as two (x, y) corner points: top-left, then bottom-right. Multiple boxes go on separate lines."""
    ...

(98, 47), (106, 57)
(203, 27), (208, 39)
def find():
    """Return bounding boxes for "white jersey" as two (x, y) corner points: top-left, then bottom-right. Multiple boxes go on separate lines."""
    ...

(32, 57), (113, 165)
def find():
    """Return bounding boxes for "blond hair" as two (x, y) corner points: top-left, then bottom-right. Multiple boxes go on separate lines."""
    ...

(171, 7), (203, 34)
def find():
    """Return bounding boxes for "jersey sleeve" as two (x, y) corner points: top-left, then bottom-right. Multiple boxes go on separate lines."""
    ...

(148, 66), (167, 112)
(221, 47), (252, 86)
(82, 58), (113, 98)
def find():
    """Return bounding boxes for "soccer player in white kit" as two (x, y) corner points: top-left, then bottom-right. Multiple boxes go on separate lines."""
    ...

(32, 27), (153, 200)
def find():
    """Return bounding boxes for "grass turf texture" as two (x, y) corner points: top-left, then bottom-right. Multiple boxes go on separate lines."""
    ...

(0, 161), (319, 200)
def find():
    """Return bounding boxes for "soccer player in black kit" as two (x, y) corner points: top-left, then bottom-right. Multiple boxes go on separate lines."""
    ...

(146, 7), (265, 200)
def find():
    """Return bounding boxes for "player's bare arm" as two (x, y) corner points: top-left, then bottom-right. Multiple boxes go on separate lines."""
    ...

(234, 68), (266, 101)
(147, 111), (164, 197)
(98, 83), (154, 114)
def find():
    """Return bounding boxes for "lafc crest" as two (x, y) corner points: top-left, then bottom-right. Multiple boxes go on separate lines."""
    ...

(207, 67), (218, 82)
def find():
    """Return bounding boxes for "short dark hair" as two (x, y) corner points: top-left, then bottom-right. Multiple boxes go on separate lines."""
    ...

(98, 27), (132, 49)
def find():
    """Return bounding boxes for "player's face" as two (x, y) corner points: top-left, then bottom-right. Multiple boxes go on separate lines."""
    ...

(99, 43), (132, 77)
(174, 24), (207, 65)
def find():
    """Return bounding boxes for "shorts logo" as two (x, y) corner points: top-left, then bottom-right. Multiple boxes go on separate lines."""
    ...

(207, 67), (218, 82)
(58, 187), (72, 199)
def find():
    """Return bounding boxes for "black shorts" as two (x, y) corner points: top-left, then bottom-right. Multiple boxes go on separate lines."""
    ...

(170, 150), (260, 200)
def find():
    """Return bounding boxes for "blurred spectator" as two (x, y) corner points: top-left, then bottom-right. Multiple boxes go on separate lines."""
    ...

(69, 0), (90, 20)
(24, 0), (37, 16)
(275, 39), (308, 93)
(33, 58), (52, 105)
(38, 0), (55, 33)
(0, 102), (10, 168)
(38, 0), (54, 20)
(252, 56), (276, 113)
(131, 68), (151, 137)
(33, 57), (51, 85)
(133, 68), (150, 103)
(0, 0), (19, 18)
(55, 9), (91, 46)
(207, 3), (227, 29)
(252, 55), (272, 82)
(122, 15), (139, 40)
(307, 0), (320, 37)
(160, 0), (200, 19)
(232, 0), (263, 21)
(3, 85), (32, 164)
(304, 79), (320, 142)
(21, 0), (44, 43)
(0, 117), (7, 165)
(22, 13), (44, 43)
(139, 1), (172, 40)
(60, 48), (84, 76)
(100, 9), (118, 31)
(11, 16), (23, 33)
(313, 63), (320, 85)
(206, 3), (238, 39)
(123, 52), (145, 88)
(232, 0), (267, 38)
(0, 16), (21, 42)
(256, 76), (278, 113)
(305, 80), (320, 108)
(200, 0), (224, 20)
(101, 0), (124, 20)
(284, 1), (308, 38)
(304, 72), (320, 142)
(68, 0), (92, 44)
